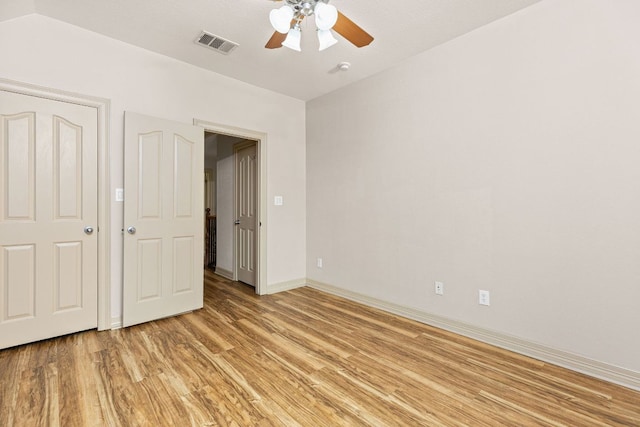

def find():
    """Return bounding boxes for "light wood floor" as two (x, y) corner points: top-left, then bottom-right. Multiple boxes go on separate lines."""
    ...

(1, 272), (639, 426)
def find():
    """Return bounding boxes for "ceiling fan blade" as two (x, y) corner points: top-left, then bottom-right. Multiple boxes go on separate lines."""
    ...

(333, 11), (374, 48)
(265, 30), (287, 49)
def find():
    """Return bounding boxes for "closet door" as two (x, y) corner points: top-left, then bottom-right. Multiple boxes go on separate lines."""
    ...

(0, 90), (98, 349)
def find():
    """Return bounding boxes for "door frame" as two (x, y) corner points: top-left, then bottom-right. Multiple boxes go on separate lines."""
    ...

(0, 78), (111, 330)
(194, 119), (266, 295)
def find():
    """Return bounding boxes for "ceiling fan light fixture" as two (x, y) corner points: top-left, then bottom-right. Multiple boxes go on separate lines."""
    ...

(282, 25), (302, 51)
(269, 5), (294, 34)
(317, 29), (338, 51)
(314, 2), (338, 31)
(265, 0), (374, 52)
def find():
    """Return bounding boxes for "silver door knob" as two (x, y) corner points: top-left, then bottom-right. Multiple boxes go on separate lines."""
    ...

(127, 226), (136, 234)
(84, 226), (94, 235)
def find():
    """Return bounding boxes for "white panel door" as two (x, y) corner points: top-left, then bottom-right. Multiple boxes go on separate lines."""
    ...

(0, 90), (98, 349)
(123, 112), (204, 327)
(235, 142), (257, 286)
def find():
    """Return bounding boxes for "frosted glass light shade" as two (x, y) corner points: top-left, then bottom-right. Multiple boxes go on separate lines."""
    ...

(270, 5), (294, 34)
(314, 2), (338, 31)
(317, 29), (338, 51)
(282, 27), (302, 51)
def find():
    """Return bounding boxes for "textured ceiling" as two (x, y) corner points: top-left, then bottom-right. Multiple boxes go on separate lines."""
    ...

(2, 0), (542, 101)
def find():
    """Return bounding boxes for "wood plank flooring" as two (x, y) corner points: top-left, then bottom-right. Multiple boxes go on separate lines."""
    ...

(1, 271), (639, 426)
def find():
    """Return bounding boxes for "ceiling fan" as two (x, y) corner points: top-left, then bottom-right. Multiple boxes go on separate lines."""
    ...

(265, 0), (374, 51)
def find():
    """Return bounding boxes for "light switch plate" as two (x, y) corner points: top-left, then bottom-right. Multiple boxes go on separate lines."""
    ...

(115, 188), (124, 202)
(479, 290), (490, 306)
(274, 196), (283, 206)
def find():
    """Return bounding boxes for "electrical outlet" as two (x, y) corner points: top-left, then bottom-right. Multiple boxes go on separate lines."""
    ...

(435, 281), (444, 296)
(316, 258), (323, 268)
(479, 290), (490, 306)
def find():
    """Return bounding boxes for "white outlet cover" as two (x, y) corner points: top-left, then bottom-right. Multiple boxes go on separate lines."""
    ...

(435, 281), (444, 295)
(316, 258), (323, 268)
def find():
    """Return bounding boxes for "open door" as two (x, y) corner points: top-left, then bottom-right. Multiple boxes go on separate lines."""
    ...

(235, 141), (257, 286)
(123, 112), (204, 327)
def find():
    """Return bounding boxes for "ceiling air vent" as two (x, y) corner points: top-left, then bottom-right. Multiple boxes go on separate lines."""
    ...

(195, 31), (239, 55)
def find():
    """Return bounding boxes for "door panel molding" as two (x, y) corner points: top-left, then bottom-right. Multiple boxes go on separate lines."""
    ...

(193, 119), (267, 295)
(1, 112), (35, 221)
(1, 244), (36, 321)
(0, 78), (111, 331)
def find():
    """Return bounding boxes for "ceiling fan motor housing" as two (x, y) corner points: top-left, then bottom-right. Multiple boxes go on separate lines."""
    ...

(285, 0), (331, 16)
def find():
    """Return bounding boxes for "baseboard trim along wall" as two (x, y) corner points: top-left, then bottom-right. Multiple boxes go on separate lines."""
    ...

(306, 279), (640, 392)
(111, 317), (122, 330)
(214, 267), (233, 281)
(266, 278), (306, 295)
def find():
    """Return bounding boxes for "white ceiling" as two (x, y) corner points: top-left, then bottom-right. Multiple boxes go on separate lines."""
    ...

(1, 0), (542, 101)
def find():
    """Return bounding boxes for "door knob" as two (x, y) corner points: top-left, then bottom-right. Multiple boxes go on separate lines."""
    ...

(84, 226), (94, 235)
(127, 226), (136, 234)
(234, 220), (240, 225)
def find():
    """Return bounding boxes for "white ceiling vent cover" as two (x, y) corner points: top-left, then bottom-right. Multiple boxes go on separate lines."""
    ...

(196, 31), (239, 55)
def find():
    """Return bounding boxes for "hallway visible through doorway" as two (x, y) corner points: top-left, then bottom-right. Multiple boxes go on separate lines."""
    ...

(204, 132), (259, 288)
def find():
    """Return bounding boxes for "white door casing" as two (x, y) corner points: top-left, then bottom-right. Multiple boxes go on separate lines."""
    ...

(0, 89), (98, 349)
(194, 119), (265, 295)
(123, 112), (204, 327)
(235, 142), (257, 286)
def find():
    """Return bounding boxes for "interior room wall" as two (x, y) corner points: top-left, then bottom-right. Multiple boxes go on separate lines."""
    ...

(204, 133), (217, 213)
(0, 0), (34, 21)
(306, 0), (640, 376)
(215, 135), (238, 275)
(0, 13), (307, 320)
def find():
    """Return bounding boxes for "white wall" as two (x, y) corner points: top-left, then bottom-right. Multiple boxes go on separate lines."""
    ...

(0, 14), (307, 319)
(204, 134), (217, 213)
(215, 136), (236, 274)
(306, 0), (640, 375)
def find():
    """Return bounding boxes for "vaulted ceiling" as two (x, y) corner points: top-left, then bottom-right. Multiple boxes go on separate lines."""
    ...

(1, 0), (542, 100)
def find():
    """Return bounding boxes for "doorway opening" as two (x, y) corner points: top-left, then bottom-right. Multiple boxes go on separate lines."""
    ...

(198, 119), (266, 296)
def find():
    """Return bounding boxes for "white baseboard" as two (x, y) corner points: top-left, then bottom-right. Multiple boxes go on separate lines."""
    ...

(306, 279), (640, 392)
(267, 278), (306, 294)
(214, 267), (233, 280)
(110, 317), (122, 330)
